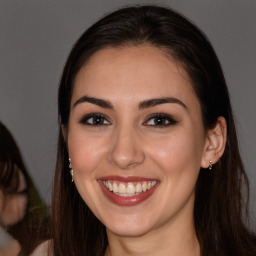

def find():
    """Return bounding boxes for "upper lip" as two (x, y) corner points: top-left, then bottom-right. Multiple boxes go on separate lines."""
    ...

(98, 175), (159, 182)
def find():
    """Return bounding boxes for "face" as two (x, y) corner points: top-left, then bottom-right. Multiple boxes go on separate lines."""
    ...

(0, 165), (27, 227)
(66, 45), (208, 237)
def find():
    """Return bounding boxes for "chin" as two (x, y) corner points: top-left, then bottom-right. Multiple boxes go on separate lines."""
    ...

(104, 215), (154, 237)
(108, 225), (151, 238)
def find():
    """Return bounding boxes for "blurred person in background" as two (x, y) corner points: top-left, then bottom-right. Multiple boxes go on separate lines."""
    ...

(0, 121), (50, 256)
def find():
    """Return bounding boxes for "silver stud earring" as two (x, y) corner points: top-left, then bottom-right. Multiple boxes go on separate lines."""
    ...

(209, 160), (213, 170)
(69, 158), (74, 182)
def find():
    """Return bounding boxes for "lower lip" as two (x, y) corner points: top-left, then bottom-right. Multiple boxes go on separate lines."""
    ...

(98, 181), (159, 206)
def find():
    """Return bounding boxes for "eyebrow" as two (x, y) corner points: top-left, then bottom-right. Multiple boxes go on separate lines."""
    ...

(73, 96), (114, 109)
(138, 97), (187, 110)
(73, 96), (187, 110)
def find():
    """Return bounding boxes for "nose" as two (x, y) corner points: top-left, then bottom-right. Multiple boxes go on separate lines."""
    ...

(107, 125), (145, 170)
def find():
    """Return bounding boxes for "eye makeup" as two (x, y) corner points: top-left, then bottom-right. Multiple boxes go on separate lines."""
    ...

(79, 113), (111, 126)
(143, 113), (178, 128)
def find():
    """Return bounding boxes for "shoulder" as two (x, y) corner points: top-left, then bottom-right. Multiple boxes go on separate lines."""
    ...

(29, 240), (53, 256)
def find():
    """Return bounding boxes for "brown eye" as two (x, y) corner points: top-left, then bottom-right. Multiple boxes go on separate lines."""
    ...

(80, 114), (111, 126)
(144, 114), (177, 127)
(153, 117), (169, 125)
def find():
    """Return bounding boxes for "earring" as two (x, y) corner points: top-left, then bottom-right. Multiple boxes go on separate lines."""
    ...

(69, 158), (74, 182)
(209, 160), (213, 170)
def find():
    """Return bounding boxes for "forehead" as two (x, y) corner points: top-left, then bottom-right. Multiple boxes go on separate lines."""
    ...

(72, 45), (198, 108)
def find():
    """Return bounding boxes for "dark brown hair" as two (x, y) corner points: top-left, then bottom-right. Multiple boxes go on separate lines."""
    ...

(0, 121), (50, 255)
(52, 5), (256, 256)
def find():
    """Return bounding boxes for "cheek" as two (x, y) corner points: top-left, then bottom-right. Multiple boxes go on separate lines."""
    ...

(67, 131), (107, 177)
(1, 194), (28, 226)
(147, 128), (204, 176)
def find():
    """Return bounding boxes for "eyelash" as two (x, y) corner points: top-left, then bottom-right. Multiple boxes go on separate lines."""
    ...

(79, 113), (178, 127)
(144, 113), (178, 127)
(79, 113), (111, 126)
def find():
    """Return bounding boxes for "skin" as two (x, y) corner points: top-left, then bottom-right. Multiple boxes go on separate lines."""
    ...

(29, 240), (50, 256)
(64, 45), (226, 256)
(0, 166), (27, 256)
(0, 166), (27, 227)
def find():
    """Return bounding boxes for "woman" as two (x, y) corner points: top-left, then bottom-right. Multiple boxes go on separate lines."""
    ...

(0, 160), (25, 256)
(0, 121), (49, 255)
(49, 5), (256, 256)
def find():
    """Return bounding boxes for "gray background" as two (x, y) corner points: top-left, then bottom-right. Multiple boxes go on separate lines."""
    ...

(0, 0), (255, 225)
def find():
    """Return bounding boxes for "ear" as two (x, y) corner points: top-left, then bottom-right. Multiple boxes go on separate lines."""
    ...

(201, 116), (227, 168)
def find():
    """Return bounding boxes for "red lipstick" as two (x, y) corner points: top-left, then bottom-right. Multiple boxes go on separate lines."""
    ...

(98, 176), (159, 206)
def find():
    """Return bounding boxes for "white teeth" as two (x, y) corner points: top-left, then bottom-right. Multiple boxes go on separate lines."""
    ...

(113, 182), (118, 193)
(108, 183), (113, 191)
(119, 183), (126, 194)
(135, 183), (142, 193)
(127, 183), (135, 194)
(103, 180), (157, 196)
(142, 182), (147, 192)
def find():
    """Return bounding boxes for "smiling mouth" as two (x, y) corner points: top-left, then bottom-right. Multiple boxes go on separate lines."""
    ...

(102, 180), (157, 197)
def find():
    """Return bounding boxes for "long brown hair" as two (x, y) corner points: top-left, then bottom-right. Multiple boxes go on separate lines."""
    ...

(52, 5), (256, 255)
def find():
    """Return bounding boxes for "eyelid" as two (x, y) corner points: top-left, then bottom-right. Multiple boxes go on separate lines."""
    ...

(78, 112), (177, 127)
(79, 113), (111, 125)
(143, 113), (178, 126)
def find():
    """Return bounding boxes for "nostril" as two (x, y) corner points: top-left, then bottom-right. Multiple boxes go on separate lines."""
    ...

(108, 147), (145, 169)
